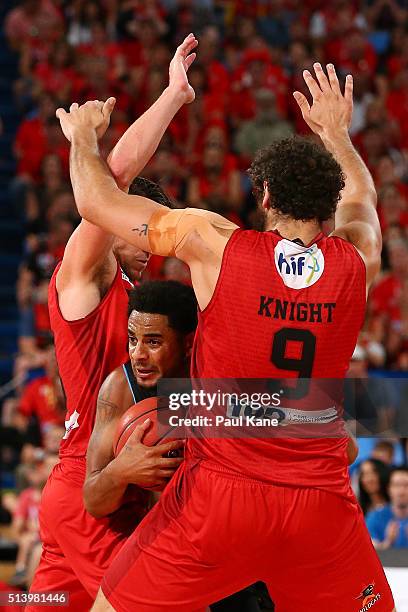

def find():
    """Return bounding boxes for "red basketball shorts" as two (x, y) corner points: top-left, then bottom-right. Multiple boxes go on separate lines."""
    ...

(102, 459), (394, 612)
(26, 458), (143, 612)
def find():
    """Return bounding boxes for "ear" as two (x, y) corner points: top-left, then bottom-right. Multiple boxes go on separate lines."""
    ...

(262, 182), (270, 210)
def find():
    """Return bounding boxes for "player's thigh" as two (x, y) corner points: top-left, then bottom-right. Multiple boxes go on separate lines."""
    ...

(101, 465), (264, 611)
(264, 488), (394, 612)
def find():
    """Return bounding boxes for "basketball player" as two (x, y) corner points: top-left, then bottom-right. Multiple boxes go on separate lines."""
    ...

(27, 35), (199, 612)
(84, 281), (195, 517)
(56, 61), (395, 611)
(84, 281), (267, 612)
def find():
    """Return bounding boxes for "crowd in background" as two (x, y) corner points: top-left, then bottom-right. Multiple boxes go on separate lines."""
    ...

(2, 0), (408, 588)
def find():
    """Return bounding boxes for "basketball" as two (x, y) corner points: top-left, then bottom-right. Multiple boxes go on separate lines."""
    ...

(113, 397), (181, 457)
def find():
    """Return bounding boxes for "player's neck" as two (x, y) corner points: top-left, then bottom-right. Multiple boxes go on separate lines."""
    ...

(265, 216), (322, 246)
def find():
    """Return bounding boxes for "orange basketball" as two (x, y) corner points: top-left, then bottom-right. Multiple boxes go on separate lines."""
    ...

(113, 397), (181, 457)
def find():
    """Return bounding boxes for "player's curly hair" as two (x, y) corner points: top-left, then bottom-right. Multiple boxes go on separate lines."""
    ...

(248, 136), (345, 223)
(128, 281), (197, 335)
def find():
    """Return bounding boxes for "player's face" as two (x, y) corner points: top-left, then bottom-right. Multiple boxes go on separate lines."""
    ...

(128, 310), (188, 387)
(113, 238), (150, 281)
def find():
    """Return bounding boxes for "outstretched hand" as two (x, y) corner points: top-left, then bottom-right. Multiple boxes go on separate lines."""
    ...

(56, 97), (116, 143)
(168, 33), (198, 105)
(293, 63), (353, 139)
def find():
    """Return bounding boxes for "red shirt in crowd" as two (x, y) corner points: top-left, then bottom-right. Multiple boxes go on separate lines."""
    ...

(13, 487), (41, 526)
(19, 376), (64, 433)
(369, 273), (402, 321)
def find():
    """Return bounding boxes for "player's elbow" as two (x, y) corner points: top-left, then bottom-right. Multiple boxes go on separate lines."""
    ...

(346, 437), (359, 465)
(83, 482), (107, 519)
(75, 198), (94, 223)
(106, 153), (133, 193)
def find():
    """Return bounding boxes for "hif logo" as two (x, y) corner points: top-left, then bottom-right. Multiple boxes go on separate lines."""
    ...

(355, 583), (381, 612)
(274, 240), (324, 289)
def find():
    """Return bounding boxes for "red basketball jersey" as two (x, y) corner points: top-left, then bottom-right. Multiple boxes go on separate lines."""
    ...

(189, 229), (366, 496)
(48, 263), (132, 459)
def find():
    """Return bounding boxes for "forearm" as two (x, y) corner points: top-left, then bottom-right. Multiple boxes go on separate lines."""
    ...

(321, 130), (377, 210)
(70, 132), (122, 224)
(107, 87), (185, 190)
(83, 460), (127, 518)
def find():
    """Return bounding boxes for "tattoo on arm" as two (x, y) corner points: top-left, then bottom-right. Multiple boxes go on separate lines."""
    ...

(96, 398), (119, 426)
(131, 224), (148, 236)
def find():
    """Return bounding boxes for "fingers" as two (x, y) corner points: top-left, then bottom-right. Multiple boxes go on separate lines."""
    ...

(102, 97), (116, 120)
(177, 33), (198, 57)
(327, 64), (341, 95)
(302, 69), (322, 101)
(184, 53), (196, 71)
(157, 469), (180, 478)
(153, 439), (184, 455)
(127, 418), (152, 444)
(313, 63), (330, 92)
(55, 107), (67, 120)
(158, 457), (184, 468)
(70, 102), (79, 112)
(293, 91), (310, 116)
(344, 73), (353, 106)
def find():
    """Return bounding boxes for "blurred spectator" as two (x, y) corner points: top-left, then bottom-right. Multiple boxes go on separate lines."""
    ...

(367, 466), (408, 549)
(187, 144), (243, 216)
(4, 0), (63, 56)
(9, 454), (58, 586)
(372, 440), (397, 465)
(17, 345), (65, 439)
(13, 93), (56, 184)
(358, 458), (391, 515)
(345, 344), (393, 435)
(234, 88), (293, 162)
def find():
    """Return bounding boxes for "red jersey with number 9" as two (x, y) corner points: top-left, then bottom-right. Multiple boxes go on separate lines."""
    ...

(189, 229), (366, 497)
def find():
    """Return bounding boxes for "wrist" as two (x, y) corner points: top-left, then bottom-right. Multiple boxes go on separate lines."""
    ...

(71, 128), (98, 147)
(164, 84), (189, 109)
(320, 128), (351, 151)
(104, 457), (127, 487)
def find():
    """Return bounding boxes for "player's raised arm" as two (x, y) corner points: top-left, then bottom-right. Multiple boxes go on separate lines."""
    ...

(293, 63), (381, 289)
(107, 34), (197, 191)
(56, 34), (198, 320)
(56, 33), (238, 310)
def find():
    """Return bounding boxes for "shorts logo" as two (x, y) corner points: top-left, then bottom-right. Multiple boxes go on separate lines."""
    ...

(63, 410), (80, 439)
(274, 239), (324, 289)
(355, 583), (381, 611)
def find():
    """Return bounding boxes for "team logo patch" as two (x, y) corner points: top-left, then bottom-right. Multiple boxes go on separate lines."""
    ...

(355, 583), (381, 611)
(274, 239), (324, 289)
(63, 410), (80, 439)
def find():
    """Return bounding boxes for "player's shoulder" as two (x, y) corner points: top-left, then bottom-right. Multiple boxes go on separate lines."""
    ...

(324, 232), (367, 267)
(98, 365), (132, 410)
